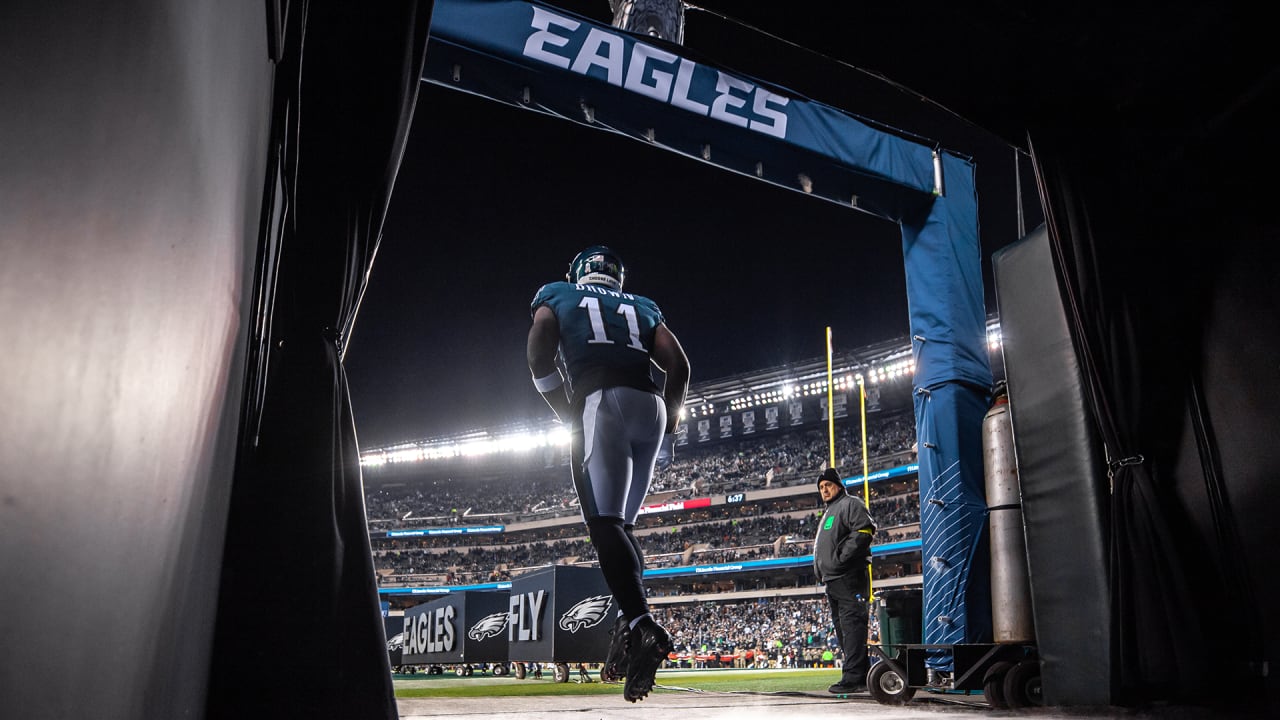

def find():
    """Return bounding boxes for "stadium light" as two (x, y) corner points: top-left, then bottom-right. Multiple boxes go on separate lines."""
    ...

(359, 424), (572, 467)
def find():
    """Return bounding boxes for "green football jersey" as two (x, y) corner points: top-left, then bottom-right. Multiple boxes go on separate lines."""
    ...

(531, 281), (664, 401)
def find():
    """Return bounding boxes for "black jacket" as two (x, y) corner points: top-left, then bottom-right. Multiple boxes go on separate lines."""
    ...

(812, 490), (876, 583)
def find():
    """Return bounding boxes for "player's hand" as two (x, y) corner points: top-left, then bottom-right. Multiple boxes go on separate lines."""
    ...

(656, 433), (675, 471)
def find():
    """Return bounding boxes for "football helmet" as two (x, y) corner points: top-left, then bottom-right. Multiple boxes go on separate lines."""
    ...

(567, 245), (625, 290)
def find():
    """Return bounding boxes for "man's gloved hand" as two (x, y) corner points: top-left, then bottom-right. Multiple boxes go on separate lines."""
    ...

(655, 433), (675, 471)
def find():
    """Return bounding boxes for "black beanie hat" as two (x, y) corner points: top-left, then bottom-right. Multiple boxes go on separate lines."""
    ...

(817, 468), (842, 491)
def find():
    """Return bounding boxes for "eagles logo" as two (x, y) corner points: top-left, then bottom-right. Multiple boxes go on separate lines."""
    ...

(386, 632), (404, 652)
(558, 595), (613, 633)
(467, 611), (509, 641)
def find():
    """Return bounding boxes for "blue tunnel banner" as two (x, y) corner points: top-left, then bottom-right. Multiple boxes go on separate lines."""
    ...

(424, 0), (995, 669)
(423, 0), (941, 220)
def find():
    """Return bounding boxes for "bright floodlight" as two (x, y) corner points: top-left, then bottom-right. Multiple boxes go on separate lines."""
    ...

(548, 426), (570, 446)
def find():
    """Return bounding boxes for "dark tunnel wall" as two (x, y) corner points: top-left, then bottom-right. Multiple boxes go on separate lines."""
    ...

(0, 1), (272, 717)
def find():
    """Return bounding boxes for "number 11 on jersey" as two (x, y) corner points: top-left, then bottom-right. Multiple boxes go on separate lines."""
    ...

(578, 296), (646, 351)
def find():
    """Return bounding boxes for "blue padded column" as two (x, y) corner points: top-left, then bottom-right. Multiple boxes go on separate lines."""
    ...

(914, 383), (993, 666)
(900, 152), (994, 671)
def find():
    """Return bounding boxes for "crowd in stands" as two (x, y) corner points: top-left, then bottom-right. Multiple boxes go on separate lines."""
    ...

(652, 597), (885, 669)
(374, 487), (921, 586)
(363, 472), (573, 527)
(364, 412), (918, 528)
(649, 413), (916, 497)
(367, 410), (926, 595)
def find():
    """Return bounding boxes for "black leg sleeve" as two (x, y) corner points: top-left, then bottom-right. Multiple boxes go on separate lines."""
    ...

(586, 516), (648, 621)
(624, 524), (646, 573)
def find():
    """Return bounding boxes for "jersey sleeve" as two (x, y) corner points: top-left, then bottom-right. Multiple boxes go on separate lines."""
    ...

(530, 283), (556, 317)
(642, 296), (665, 328)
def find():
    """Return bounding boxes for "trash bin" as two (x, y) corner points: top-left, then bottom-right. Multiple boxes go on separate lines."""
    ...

(876, 588), (923, 653)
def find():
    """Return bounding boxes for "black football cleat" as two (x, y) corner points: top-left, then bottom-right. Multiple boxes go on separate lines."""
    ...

(622, 617), (671, 703)
(601, 615), (629, 682)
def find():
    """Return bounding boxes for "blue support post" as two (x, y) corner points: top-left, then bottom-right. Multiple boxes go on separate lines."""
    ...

(900, 152), (994, 671)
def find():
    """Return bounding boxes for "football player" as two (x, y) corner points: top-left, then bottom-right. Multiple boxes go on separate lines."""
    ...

(527, 245), (690, 702)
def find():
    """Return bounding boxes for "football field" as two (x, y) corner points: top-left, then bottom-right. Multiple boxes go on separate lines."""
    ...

(394, 667), (855, 698)
(393, 667), (1231, 720)
(392, 666), (1007, 720)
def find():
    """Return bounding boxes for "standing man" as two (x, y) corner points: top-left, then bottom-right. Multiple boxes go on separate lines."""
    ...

(813, 468), (876, 694)
(527, 246), (690, 702)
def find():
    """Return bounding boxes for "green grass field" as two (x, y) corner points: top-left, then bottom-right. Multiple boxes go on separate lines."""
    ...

(393, 667), (841, 698)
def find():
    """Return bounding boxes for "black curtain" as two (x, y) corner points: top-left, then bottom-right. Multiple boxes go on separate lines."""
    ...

(208, 2), (433, 717)
(1033, 146), (1202, 704)
(1029, 66), (1272, 707)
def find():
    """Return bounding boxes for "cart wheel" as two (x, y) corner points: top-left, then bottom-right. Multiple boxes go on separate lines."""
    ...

(983, 660), (1015, 708)
(454, 665), (465, 677)
(1003, 660), (1043, 708)
(868, 660), (916, 705)
(492, 663), (508, 677)
(514, 663), (527, 680)
(553, 662), (570, 683)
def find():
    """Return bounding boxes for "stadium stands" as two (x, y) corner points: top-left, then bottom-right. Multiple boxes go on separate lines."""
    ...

(365, 408), (925, 603)
(364, 416), (916, 528)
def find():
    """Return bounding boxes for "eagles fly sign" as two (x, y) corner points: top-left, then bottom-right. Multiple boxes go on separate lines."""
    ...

(400, 590), (511, 666)
(507, 565), (614, 663)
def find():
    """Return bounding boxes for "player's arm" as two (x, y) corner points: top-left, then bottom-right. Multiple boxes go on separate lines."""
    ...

(651, 323), (690, 434)
(527, 305), (572, 422)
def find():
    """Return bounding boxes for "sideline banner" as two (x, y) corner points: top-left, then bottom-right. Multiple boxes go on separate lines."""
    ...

(400, 590), (511, 665)
(508, 566), (613, 663)
(387, 524), (504, 537)
(423, 0), (939, 219)
(642, 541), (923, 580)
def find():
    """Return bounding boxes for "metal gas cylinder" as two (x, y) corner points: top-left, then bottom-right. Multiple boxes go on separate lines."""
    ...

(983, 385), (1036, 644)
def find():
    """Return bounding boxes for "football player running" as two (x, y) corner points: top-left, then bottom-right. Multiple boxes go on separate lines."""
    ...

(527, 246), (689, 702)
